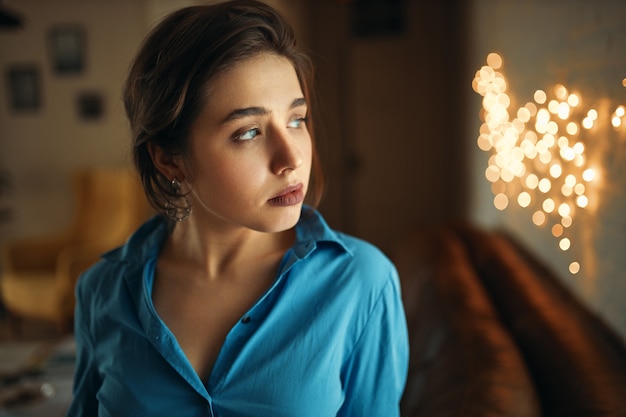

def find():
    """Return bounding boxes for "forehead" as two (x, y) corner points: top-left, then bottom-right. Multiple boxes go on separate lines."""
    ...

(203, 53), (304, 115)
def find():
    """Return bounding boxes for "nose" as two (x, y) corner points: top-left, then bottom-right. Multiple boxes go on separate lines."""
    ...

(270, 126), (304, 175)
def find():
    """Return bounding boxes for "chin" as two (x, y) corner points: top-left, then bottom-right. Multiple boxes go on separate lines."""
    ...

(263, 205), (302, 233)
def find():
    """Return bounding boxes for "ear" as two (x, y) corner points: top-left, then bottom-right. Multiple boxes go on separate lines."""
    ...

(147, 143), (187, 182)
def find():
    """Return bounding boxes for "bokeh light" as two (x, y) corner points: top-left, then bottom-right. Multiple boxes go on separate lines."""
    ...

(472, 52), (616, 275)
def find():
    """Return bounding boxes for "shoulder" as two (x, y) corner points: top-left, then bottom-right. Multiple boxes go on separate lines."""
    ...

(76, 215), (166, 301)
(297, 207), (398, 288)
(308, 233), (399, 302)
(76, 257), (123, 296)
(335, 231), (396, 276)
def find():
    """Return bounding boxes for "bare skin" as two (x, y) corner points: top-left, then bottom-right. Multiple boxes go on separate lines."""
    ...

(152, 228), (294, 382)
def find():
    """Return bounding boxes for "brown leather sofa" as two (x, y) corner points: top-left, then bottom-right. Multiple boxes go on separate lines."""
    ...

(392, 225), (626, 417)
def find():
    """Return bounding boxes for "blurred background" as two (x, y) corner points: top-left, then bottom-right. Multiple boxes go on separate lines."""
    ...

(0, 0), (625, 344)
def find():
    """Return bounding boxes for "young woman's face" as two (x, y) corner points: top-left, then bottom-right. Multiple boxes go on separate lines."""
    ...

(183, 53), (312, 233)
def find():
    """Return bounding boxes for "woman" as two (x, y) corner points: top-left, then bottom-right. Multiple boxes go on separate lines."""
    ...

(68, 1), (408, 416)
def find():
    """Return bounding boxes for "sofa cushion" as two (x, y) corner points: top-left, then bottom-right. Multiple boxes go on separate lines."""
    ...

(459, 227), (626, 417)
(394, 228), (540, 417)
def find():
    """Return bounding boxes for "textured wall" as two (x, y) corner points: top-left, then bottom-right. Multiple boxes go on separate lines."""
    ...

(467, 0), (626, 341)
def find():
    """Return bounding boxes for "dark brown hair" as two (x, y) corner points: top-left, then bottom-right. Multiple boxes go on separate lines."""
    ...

(123, 0), (324, 215)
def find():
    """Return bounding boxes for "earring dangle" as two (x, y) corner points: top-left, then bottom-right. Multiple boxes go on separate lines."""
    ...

(165, 178), (192, 222)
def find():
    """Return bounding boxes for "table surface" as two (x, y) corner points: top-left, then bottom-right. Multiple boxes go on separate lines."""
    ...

(0, 337), (75, 417)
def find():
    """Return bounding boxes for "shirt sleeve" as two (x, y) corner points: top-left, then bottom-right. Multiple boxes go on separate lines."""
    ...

(337, 268), (409, 417)
(66, 274), (102, 417)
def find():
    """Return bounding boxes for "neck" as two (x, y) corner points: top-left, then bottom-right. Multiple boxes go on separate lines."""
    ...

(162, 216), (295, 282)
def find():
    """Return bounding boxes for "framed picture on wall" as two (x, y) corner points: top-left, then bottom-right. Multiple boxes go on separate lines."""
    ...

(77, 91), (104, 121)
(6, 65), (41, 112)
(48, 24), (86, 75)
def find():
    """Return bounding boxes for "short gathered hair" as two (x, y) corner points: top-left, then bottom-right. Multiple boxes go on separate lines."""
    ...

(123, 0), (324, 215)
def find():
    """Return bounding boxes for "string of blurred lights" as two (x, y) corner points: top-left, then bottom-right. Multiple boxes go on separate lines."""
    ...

(472, 52), (625, 275)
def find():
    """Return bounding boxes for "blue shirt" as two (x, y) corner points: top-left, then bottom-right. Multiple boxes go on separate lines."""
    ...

(67, 207), (408, 417)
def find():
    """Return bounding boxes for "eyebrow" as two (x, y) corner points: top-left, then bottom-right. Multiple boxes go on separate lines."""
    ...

(221, 97), (307, 125)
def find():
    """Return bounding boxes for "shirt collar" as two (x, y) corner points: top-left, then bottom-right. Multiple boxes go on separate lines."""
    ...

(292, 205), (352, 258)
(102, 205), (351, 264)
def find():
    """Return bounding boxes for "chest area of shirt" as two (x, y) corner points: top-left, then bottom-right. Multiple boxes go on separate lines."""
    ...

(151, 267), (279, 382)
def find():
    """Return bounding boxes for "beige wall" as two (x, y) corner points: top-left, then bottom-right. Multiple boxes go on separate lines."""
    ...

(467, 0), (626, 341)
(0, 0), (146, 242)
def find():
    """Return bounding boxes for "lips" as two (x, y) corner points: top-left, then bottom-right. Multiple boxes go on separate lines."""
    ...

(268, 183), (304, 206)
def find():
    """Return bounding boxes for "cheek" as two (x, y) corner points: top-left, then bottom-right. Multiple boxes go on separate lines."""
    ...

(193, 156), (266, 197)
(304, 139), (313, 171)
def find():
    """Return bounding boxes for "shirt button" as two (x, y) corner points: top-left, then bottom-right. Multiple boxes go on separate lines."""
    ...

(241, 316), (251, 324)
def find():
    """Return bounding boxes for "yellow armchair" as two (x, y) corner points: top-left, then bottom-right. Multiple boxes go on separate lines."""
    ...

(0, 167), (151, 335)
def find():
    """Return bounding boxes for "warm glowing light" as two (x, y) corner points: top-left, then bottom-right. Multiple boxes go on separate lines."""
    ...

(517, 107), (531, 122)
(554, 84), (568, 100)
(574, 154), (585, 167)
(547, 121), (559, 135)
(566, 122), (578, 135)
(548, 100), (559, 114)
(623, 78), (626, 88)
(494, 193), (509, 210)
(582, 168), (596, 182)
(561, 184), (573, 197)
(562, 216), (573, 228)
(525, 174), (539, 189)
(573, 142), (585, 154)
(616, 106), (625, 117)
(501, 168), (515, 183)
(534, 90), (547, 104)
(472, 52), (610, 277)
(561, 146), (576, 161)
(558, 203), (571, 217)
(539, 151), (552, 164)
(477, 135), (492, 151)
(612, 116), (621, 127)
(518, 192), (531, 207)
(538, 178), (552, 193)
(532, 210), (546, 226)
(557, 102), (570, 119)
(588, 109), (598, 120)
(485, 165), (500, 182)
(576, 195), (589, 208)
(546, 134), (557, 147)
(536, 140), (548, 154)
(525, 102), (538, 116)
(487, 52), (503, 69)
(549, 164), (562, 178)
(574, 183), (585, 195)
(542, 198), (555, 213)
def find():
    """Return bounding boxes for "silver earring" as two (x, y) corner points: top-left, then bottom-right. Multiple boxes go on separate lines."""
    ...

(165, 178), (191, 222)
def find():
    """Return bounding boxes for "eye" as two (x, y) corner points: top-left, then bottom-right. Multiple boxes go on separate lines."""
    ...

(287, 117), (307, 129)
(234, 127), (261, 142)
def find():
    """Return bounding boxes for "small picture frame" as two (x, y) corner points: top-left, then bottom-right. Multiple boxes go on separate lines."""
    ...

(6, 65), (41, 112)
(77, 91), (104, 121)
(48, 24), (86, 75)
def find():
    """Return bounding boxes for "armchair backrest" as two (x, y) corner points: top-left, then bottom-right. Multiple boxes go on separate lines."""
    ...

(70, 167), (151, 251)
